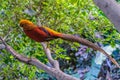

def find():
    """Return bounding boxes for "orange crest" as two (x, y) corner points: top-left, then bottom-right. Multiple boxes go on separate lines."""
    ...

(19, 19), (37, 30)
(19, 19), (33, 26)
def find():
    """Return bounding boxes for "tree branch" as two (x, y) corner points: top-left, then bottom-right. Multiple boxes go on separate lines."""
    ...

(0, 37), (79, 80)
(41, 42), (60, 70)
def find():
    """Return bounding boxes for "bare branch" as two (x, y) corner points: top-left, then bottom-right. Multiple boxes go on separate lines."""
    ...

(41, 42), (60, 70)
(0, 37), (79, 80)
(3, 28), (12, 41)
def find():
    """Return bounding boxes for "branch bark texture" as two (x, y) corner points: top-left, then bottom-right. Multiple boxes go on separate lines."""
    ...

(0, 37), (79, 80)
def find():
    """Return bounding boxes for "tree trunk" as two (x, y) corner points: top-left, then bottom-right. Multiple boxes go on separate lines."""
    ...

(94, 0), (120, 32)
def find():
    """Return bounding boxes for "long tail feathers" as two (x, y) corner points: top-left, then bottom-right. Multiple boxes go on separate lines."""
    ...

(60, 34), (120, 68)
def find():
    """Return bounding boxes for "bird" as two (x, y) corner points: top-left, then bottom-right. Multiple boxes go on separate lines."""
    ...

(19, 19), (120, 68)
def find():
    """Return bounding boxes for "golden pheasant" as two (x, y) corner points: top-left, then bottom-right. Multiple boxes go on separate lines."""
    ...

(19, 19), (120, 68)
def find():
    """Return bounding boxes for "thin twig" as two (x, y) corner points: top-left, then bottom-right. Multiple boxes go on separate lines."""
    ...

(3, 28), (12, 41)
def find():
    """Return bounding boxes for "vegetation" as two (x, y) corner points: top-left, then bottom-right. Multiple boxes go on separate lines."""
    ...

(0, 0), (120, 79)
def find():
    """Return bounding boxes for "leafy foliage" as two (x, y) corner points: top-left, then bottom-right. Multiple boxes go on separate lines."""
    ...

(116, 0), (120, 2)
(0, 0), (120, 79)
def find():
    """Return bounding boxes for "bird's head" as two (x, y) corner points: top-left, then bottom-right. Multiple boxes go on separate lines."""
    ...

(19, 19), (37, 30)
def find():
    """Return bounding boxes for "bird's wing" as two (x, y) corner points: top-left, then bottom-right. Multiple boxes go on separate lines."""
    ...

(39, 27), (51, 37)
(38, 27), (56, 41)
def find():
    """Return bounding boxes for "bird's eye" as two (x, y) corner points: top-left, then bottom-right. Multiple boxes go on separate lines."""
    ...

(20, 24), (24, 27)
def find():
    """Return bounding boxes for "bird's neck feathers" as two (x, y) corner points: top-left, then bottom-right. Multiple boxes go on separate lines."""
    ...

(23, 24), (37, 30)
